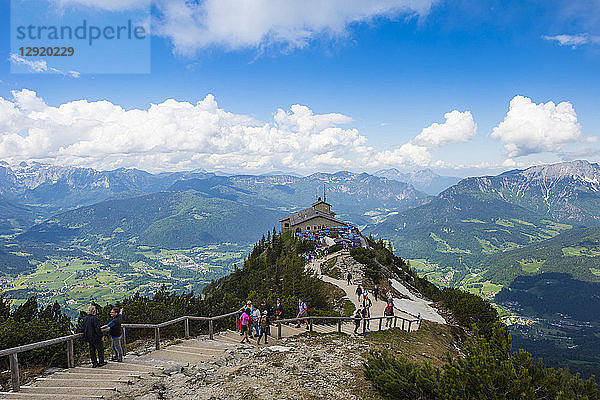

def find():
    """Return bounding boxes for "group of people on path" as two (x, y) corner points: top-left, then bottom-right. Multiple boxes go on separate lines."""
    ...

(238, 298), (289, 345)
(238, 297), (312, 344)
(352, 283), (396, 333)
(79, 305), (124, 368)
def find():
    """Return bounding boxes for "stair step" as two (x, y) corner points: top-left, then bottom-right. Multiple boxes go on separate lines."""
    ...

(20, 386), (116, 395)
(34, 377), (132, 386)
(0, 392), (103, 399)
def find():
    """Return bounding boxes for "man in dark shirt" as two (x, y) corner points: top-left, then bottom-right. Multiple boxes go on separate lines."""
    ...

(80, 305), (105, 367)
(102, 307), (124, 362)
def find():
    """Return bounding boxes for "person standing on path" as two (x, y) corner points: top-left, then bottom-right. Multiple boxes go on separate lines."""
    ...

(275, 298), (284, 321)
(356, 285), (362, 302)
(353, 308), (362, 334)
(240, 309), (251, 343)
(101, 307), (124, 362)
(252, 306), (261, 338)
(373, 285), (379, 302)
(363, 293), (372, 331)
(384, 303), (394, 328)
(257, 308), (269, 345)
(347, 271), (352, 286)
(295, 298), (309, 330)
(79, 305), (106, 368)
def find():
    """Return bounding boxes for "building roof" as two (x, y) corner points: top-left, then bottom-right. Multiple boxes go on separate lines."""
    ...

(311, 198), (331, 207)
(280, 206), (346, 226)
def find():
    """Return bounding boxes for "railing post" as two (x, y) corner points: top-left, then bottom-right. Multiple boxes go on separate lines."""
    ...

(235, 314), (240, 332)
(402, 318), (405, 331)
(337, 319), (342, 333)
(209, 319), (214, 340)
(122, 327), (127, 356)
(309, 318), (313, 332)
(155, 327), (160, 350)
(362, 318), (366, 334)
(185, 317), (190, 339)
(408, 321), (412, 332)
(379, 317), (382, 331)
(277, 323), (282, 339)
(66, 339), (75, 368)
(394, 316), (397, 328)
(9, 353), (19, 392)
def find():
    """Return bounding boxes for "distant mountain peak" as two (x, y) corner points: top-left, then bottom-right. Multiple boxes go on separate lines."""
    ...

(519, 160), (599, 181)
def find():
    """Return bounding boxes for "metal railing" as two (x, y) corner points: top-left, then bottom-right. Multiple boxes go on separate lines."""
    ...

(0, 310), (420, 392)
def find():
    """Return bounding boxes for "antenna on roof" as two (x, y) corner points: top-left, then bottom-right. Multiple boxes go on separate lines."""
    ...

(323, 183), (326, 202)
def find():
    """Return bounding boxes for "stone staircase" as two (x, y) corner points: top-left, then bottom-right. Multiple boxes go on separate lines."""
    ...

(0, 320), (413, 400)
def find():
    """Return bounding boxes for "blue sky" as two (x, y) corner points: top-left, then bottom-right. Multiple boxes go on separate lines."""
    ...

(0, 0), (599, 177)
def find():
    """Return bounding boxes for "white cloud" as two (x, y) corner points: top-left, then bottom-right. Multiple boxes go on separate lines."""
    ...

(491, 96), (583, 157)
(151, 0), (437, 56)
(412, 110), (477, 148)
(1, 89), (434, 173)
(543, 34), (600, 48)
(9, 54), (80, 78)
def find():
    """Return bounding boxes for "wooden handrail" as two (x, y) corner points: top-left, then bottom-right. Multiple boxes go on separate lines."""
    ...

(0, 308), (421, 392)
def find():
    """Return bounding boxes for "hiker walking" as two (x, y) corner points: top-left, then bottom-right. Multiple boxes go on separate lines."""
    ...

(356, 285), (362, 302)
(101, 306), (124, 362)
(295, 298), (309, 330)
(240, 308), (251, 343)
(257, 307), (269, 345)
(347, 271), (352, 286)
(373, 285), (379, 302)
(80, 305), (106, 368)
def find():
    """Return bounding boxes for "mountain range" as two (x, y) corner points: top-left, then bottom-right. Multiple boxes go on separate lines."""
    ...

(374, 168), (461, 195)
(368, 160), (600, 272)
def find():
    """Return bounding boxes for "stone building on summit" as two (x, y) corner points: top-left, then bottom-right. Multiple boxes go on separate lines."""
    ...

(279, 197), (348, 234)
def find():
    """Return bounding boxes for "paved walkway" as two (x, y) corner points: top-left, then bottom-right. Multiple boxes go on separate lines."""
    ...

(308, 251), (444, 324)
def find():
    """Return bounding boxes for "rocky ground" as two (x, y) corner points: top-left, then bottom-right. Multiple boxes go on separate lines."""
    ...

(114, 332), (383, 400)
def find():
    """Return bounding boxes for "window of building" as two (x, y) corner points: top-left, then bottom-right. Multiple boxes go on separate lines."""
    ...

(284, 223), (289, 227)
(307, 226), (310, 230)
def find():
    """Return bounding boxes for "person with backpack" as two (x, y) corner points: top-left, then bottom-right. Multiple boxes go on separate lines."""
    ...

(101, 306), (124, 362)
(295, 298), (309, 330)
(239, 300), (253, 335)
(347, 271), (352, 286)
(257, 307), (269, 345)
(353, 308), (362, 334)
(79, 305), (106, 368)
(240, 308), (251, 344)
(384, 303), (394, 328)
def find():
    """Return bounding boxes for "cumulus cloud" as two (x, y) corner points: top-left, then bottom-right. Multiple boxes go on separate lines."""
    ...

(0, 89), (439, 173)
(543, 34), (600, 48)
(412, 110), (477, 148)
(491, 96), (583, 157)
(9, 54), (80, 78)
(150, 0), (437, 55)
